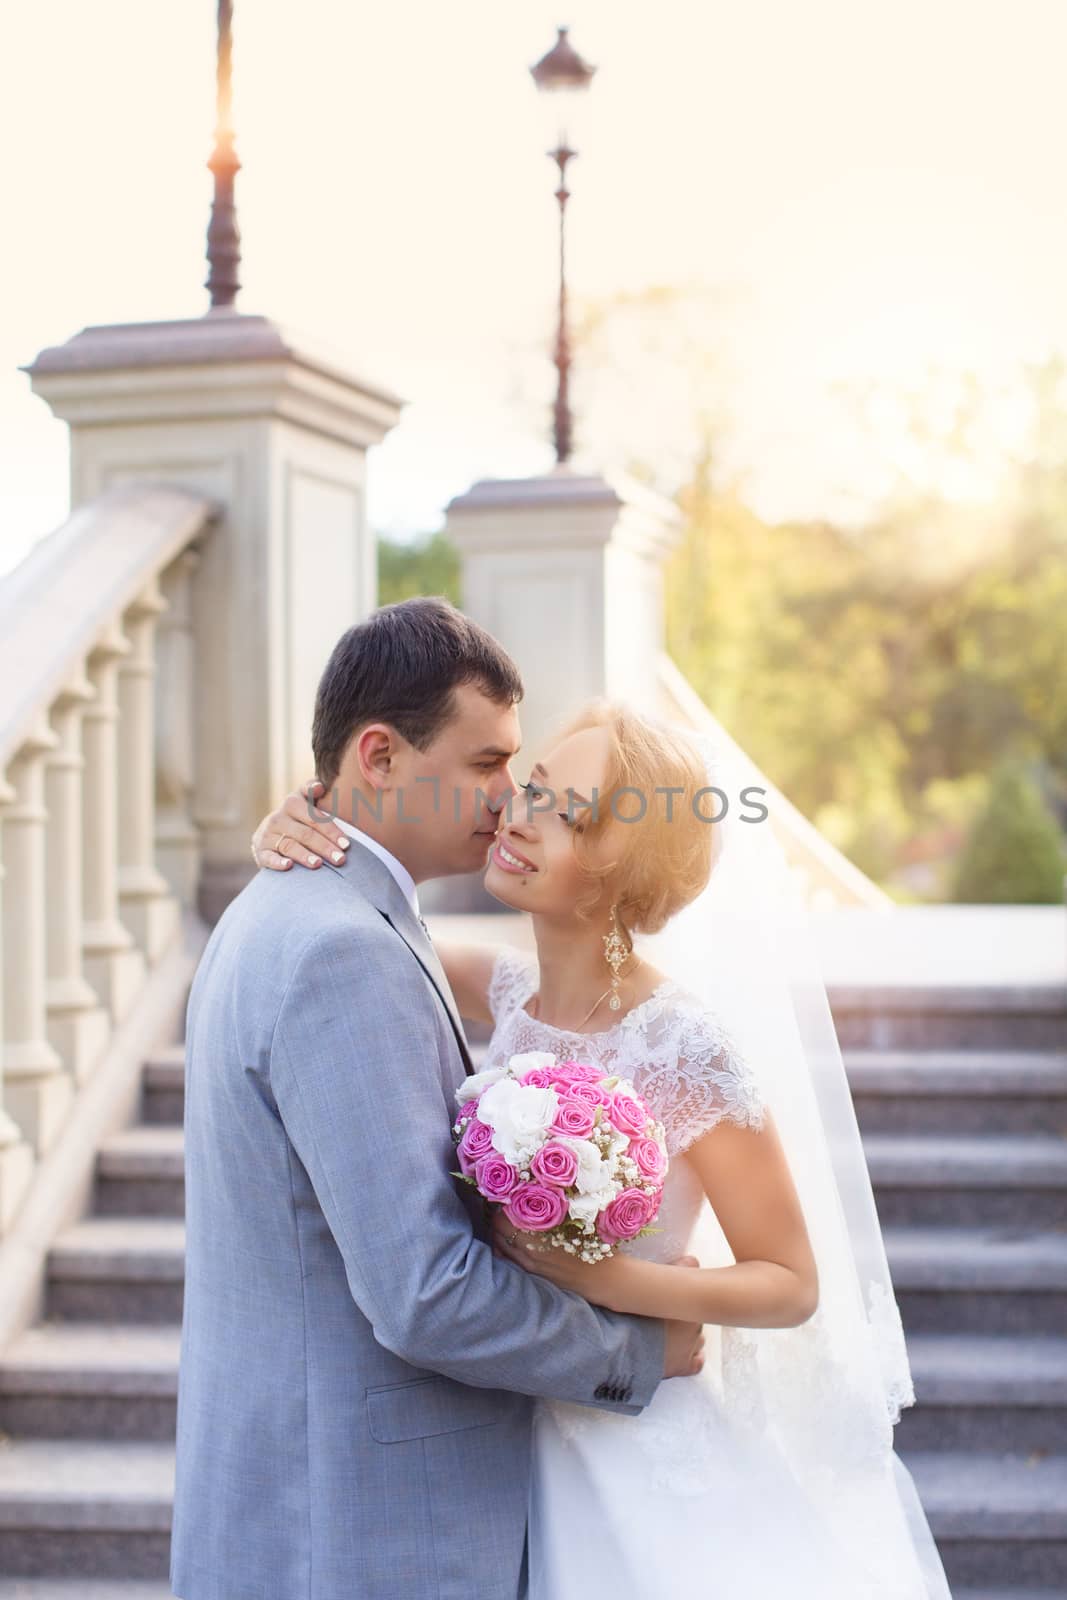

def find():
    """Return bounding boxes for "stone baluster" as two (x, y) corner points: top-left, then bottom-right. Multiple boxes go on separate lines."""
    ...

(82, 624), (145, 1020)
(45, 670), (110, 1084)
(116, 580), (179, 961)
(0, 772), (34, 1228)
(156, 549), (202, 904)
(1, 718), (72, 1154)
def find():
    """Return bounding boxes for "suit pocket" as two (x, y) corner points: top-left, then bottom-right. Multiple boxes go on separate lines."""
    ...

(365, 1374), (527, 1444)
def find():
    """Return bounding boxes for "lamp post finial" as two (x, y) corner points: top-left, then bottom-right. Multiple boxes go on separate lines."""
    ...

(205, 0), (241, 312)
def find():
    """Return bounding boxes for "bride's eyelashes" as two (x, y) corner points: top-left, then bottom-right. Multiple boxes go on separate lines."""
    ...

(519, 780), (583, 830)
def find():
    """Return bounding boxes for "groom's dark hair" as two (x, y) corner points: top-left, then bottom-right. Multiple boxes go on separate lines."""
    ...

(312, 596), (524, 790)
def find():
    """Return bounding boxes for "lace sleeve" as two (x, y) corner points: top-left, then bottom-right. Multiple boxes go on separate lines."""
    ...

(645, 1001), (767, 1157)
(487, 945), (537, 1023)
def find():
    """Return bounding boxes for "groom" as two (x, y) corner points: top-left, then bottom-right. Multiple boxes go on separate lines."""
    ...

(170, 597), (704, 1600)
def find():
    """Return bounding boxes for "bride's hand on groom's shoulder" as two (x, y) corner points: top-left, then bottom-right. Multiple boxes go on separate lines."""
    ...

(251, 778), (352, 873)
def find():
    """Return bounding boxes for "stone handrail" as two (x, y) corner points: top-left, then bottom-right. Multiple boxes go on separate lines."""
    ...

(0, 486), (217, 1233)
(657, 652), (892, 910)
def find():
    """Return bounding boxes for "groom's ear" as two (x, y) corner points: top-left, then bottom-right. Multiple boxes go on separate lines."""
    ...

(351, 723), (399, 788)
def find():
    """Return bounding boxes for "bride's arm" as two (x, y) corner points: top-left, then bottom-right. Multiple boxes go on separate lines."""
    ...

(494, 1113), (819, 1330)
(251, 779), (352, 870)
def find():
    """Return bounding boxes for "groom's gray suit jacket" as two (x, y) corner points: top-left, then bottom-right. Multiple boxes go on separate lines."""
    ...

(170, 840), (665, 1600)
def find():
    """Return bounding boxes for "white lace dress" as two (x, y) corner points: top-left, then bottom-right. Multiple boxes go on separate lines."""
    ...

(484, 947), (939, 1600)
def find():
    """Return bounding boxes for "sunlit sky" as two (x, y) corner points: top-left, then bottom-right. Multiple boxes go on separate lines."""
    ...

(3, 0), (1067, 574)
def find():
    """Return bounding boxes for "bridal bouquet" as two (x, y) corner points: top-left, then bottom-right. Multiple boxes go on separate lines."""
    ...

(451, 1051), (668, 1263)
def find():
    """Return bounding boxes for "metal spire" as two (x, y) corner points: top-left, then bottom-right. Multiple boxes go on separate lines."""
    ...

(205, 0), (241, 311)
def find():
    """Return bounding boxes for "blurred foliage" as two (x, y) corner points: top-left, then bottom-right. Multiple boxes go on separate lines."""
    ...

(661, 359), (1067, 902)
(377, 532), (460, 607)
(659, 352), (1067, 902)
(948, 760), (1066, 903)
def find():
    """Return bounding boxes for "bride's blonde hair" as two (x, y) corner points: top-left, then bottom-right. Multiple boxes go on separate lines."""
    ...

(554, 700), (719, 936)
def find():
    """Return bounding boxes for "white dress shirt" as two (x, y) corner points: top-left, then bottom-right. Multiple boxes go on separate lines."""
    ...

(333, 816), (422, 920)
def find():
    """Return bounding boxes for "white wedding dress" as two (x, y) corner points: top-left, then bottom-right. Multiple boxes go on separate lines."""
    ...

(483, 946), (949, 1600)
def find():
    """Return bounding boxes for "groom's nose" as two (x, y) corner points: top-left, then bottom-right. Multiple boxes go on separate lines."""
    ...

(486, 766), (520, 815)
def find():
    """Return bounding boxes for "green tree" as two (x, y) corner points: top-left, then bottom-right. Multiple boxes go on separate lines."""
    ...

(377, 532), (460, 606)
(948, 759), (1065, 904)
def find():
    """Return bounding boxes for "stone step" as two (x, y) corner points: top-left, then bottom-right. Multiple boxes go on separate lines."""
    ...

(46, 1219), (185, 1324)
(847, 1050), (1067, 1136)
(885, 1227), (1067, 1335)
(0, 1438), (172, 1580)
(953, 1591), (1066, 1600)
(953, 1587), (1067, 1600)
(95, 1126), (184, 1218)
(0, 1324), (180, 1440)
(140, 1044), (185, 1128)
(830, 984), (1067, 1051)
(904, 1449), (1067, 1588)
(0, 1583), (173, 1598)
(897, 1333), (1067, 1452)
(866, 1133), (1067, 1226)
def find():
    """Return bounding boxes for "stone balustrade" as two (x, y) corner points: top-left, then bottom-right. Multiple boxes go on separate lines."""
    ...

(0, 486), (216, 1232)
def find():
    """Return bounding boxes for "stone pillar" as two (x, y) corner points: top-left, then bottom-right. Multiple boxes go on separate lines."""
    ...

(117, 578), (180, 961)
(1, 719), (72, 1154)
(0, 773), (34, 1228)
(45, 670), (111, 1084)
(445, 466), (683, 774)
(439, 466), (683, 912)
(81, 625), (146, 1020)
(26, 314), (403, 923)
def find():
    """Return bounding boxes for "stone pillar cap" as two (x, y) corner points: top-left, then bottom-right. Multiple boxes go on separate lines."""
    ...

(445, 464), (682, 557)
(23, 313), (404, 451)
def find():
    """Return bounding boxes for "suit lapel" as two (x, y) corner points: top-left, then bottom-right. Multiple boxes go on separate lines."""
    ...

(321, 845), (475, 1078)
(377, 909), (475, 1078)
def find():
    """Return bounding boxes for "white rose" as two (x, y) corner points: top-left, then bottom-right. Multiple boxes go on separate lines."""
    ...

(568, 1184), (621, 1229)
(556, 1135), (618, 1196)
(507, 1051), (556, 1076)
(478, 1079), (560, 1165)
(456, 1065), (508, 1105)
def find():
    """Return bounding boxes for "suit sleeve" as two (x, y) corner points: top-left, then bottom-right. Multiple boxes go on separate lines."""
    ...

(269, 924), (665, 1413)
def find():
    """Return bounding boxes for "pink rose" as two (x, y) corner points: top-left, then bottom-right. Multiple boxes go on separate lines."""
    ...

(475, 1153), (520, 1202)
(504, 1182), (569, 1233)
(458, 1117), (494, 1176)
(630, 1137), (667, 1183)
(551, 1060), (604, 1085)
(607, 1092), (648, 1138)
(550, 1096), (596, 1139)
(561, 1079), (606, 1109)
(599, 1187), (658, 1243)
(454, 1097), (480, 1127)
(530, 1140), (579, 1188)
(519, 1066), (554, 1088)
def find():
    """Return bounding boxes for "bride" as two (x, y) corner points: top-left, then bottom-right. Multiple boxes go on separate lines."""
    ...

(252, 699), (952, 1600)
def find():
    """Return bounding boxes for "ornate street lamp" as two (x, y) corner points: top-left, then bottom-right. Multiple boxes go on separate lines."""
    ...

(205, 0), (241, 311)
(529, 26), (596, 466)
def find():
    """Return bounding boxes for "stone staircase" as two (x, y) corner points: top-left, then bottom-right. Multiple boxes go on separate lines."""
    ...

(0, 992), (1064, 1597)
(837, 987), (1067, 1598)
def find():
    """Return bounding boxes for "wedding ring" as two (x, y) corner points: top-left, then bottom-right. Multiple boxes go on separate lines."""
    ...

(507, 1231), (518, 1246)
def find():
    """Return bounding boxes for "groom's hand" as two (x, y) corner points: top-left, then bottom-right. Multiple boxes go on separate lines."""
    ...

(663, 1314), (705, 1378)
(664, 1255), (704, 1377)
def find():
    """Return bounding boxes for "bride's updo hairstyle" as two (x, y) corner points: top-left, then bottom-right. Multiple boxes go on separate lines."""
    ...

(555, 700), (720, 936)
